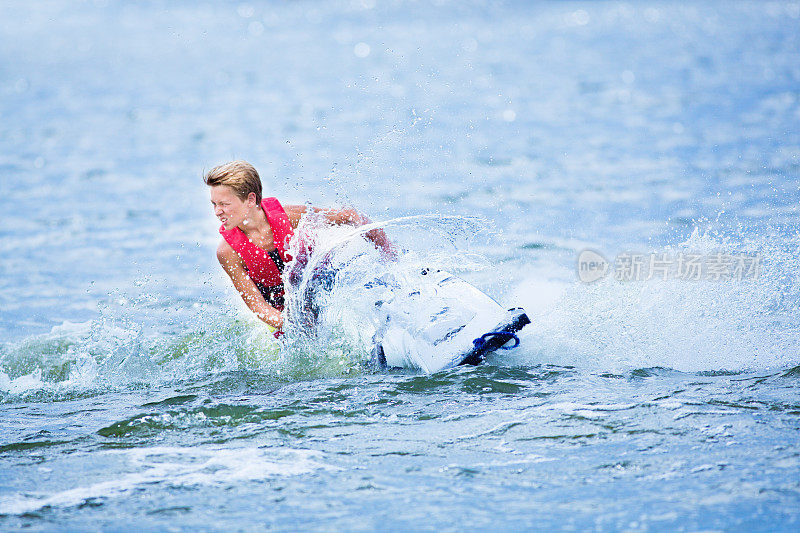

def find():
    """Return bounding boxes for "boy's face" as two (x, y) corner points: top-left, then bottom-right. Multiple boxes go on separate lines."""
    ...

(210, 185), (252, 230)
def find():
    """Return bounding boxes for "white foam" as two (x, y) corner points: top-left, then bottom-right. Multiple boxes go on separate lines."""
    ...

(510, 228), (800, 372)
(510, 276), (569, 315)
(0, 446), (335, 515)
(535, 402), (638, 415)
(0, 369), (45, 395)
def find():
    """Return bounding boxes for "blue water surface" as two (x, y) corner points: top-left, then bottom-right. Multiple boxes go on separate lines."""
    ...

(1, 1), (799, 531)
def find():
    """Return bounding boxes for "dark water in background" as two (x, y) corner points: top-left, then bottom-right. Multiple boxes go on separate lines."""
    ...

(1, 1), (799, 530)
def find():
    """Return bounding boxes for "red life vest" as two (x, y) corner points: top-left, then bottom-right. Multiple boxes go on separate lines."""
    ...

(219, 197), (294, 310)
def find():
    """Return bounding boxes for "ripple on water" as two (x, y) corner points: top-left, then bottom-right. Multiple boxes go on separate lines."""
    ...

(97, 403), (298, 439)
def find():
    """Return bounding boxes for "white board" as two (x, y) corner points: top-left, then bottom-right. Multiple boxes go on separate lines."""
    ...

(372, 270), (514, 373)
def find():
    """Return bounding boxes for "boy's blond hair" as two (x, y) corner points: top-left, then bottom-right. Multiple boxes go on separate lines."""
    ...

(204, 160), (262, 203)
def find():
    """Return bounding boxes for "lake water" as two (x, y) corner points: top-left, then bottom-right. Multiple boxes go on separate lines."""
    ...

(1, 1), (799, 530)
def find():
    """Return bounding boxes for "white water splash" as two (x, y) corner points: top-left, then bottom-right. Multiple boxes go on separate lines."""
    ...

(0, 214), (493, 397)
(510, 227), (800, 372)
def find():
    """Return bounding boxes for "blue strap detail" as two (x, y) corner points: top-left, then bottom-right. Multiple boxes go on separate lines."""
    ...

(472, 330), (520, 350)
